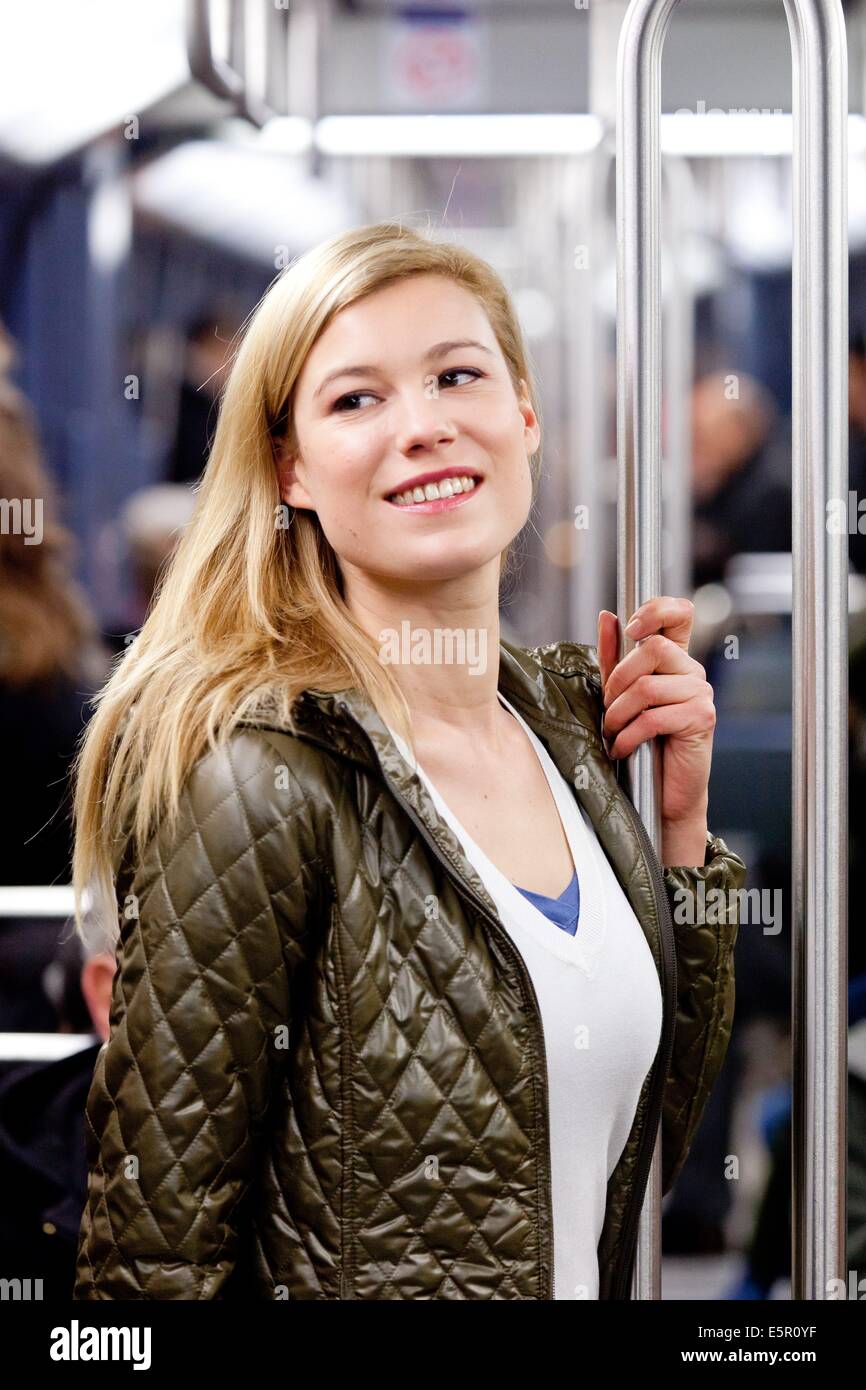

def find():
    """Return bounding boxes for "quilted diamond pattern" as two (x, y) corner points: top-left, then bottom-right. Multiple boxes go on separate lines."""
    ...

(73, 639), (745, 1300)
(74, 732), (323, 1298)
(661, 849), (744, 1196)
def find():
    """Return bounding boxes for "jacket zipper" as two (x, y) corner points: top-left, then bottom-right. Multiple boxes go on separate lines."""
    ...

(360, 759), (557, 1301)
(607, 789), (678, 1299)
(293, 701), (676, 1302)
(332, 903), (357, 1300)
(432, 686), (678, 1299)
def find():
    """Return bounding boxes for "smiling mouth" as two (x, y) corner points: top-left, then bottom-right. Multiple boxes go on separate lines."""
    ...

(386, 473), (484, 508)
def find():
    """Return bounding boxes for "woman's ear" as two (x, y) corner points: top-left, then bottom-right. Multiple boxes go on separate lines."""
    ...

(517, 379), (540, 454)
(275, 440), (297, 505)
(275, 442), (314, 511)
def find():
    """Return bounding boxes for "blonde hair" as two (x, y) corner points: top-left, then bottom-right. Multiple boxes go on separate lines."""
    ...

(70, 218), (543, 944)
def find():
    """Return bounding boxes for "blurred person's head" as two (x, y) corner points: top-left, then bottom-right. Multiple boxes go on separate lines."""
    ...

(849, 326), (866, 432)
(75, 889), (116, 1041)
(0, 321), (105, 689)
(47, 904), (116, 1042)
(70, 220), (542, 949)
(120, 483), (198, 607)
(78, 952), (115, 1042)
(691, 371), (777, 503)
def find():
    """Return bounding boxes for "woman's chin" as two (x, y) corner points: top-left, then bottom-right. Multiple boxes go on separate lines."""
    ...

(387, 542), (507, 586)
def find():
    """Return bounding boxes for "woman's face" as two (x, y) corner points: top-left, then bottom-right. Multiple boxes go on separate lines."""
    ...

(278, 273), (539, 588)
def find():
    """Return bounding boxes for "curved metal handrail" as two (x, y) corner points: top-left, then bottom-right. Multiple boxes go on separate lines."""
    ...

(186, 0), (245, 103)
(186, 0), (287, 128)
(616, 0), (848, 1299)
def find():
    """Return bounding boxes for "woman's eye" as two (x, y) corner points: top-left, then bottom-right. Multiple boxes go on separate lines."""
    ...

(331, 369), (481, 413)
(440, 368), (482, 388)
(331, 391), (378, 413)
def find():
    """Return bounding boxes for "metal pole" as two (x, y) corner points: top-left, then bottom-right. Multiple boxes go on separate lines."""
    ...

(186, 0), (290, 127)
(568, 137), (613, 645)
(186, 0), (245, 103)
(616, 0), (848, 1300)
(661, 155), (695, 600)
(782, 0), (849, 1302)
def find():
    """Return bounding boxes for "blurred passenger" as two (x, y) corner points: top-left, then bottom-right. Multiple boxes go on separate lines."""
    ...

(723, 615), (866, 1296)
(847, 326), (866, 575)
(725, 976), (866, 1298)
(166, 310), (243, 486)
(0, 907), (114, 1300)
(0, 320), (109, 886)
(849, 617), (866, 983)
(102, 483), (198, 658)
(690, 372), (792, 588)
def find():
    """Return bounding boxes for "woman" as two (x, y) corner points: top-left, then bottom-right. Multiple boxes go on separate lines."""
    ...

(71, 220), (745, 1301)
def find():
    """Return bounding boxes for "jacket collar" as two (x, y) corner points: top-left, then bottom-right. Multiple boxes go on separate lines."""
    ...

(244, 638), (664, 953)
(285, 637), (603, 776)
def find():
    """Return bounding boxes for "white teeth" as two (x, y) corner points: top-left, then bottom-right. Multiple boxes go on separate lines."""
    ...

(389, 475), (477, 506)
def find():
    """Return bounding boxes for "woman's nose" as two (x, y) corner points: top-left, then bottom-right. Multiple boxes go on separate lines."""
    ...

(393, 390), (458, 453)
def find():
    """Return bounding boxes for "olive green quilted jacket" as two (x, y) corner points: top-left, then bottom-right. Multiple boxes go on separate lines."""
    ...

(73, 638), (746, 1300)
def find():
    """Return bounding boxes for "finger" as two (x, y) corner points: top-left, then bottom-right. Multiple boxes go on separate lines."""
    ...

(624, 595), (695, 650)
(603, 673), (711, 739)
(597, 610), (620, 689)
(608, 694), (717, 759)
(603, 633), (700, 708)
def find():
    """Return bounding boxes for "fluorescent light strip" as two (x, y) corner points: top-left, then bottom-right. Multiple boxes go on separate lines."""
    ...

(0, 1032), (97, 1063)
(258, 112), (866, 160)
(314, 114), (604, 157)
(0, 886), (76, 918)
(662, 111), (866, 158)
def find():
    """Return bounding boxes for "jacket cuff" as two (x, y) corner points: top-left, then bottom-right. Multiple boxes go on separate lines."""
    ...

(663, 830), (747, 897)
(660, 829), (747, 1196)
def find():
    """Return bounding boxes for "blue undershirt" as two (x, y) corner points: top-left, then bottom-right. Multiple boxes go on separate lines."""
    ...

(514, 868), (580, 937)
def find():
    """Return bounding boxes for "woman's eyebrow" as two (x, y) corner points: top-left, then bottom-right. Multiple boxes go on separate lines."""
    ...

(313, 339), (494, 400)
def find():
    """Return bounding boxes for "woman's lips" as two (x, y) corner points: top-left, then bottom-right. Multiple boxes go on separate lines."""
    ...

(386, 477), (484, 514)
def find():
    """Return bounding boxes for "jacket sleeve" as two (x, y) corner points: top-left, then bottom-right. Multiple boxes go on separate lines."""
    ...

(73, 729), (320, 1299)
(660, 830), (747, 1196)
(523, 638), (749, 1200)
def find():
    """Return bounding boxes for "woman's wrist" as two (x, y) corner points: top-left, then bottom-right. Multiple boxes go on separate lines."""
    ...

(661, 815), (709, 868)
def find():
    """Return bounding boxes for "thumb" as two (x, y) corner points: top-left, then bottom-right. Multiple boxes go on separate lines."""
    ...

(597, 610), (620, 690)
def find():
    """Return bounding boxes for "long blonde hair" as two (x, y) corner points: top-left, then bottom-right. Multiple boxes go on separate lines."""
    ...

(70, 218), (543, 944)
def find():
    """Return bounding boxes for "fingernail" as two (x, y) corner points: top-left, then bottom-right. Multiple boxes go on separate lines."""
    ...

(624, 617), (641, 635)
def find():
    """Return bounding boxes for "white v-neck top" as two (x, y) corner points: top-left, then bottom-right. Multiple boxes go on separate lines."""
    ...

(384, 690), (663, 1300)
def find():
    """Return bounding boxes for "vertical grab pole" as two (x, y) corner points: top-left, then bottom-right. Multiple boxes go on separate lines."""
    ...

(616, 0), (676, 1302)
(616, 0), (848, 1300)
(782, 0), (849, 1302)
